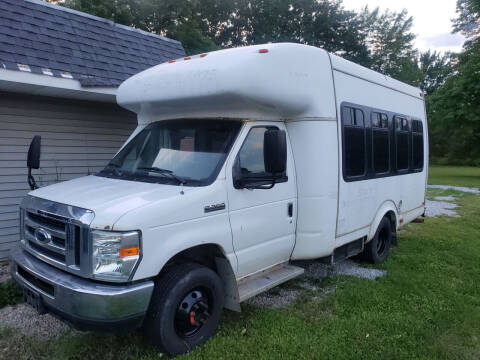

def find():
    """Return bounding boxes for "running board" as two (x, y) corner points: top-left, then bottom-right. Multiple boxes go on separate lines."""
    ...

(237, 263), (304, 303)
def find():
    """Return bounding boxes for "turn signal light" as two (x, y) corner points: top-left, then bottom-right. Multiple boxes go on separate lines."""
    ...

(119, 246), (140, 257)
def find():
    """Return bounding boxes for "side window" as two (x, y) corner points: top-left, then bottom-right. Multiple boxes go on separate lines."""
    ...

(394, 116), (409, 171)
(342, 106), (366, 178)
(411, 120), (424, 170)
(371, 112), (390, 174)
(238, 126), (283, 176)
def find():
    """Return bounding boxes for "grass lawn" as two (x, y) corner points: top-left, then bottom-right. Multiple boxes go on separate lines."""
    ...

(1, 166), (479, 359)
(428, 165), (480, 188)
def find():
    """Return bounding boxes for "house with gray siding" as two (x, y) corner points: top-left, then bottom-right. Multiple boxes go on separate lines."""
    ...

(0, 0), (186, 260)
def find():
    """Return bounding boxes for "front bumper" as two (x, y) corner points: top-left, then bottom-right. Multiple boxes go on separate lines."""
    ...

(11, 246), (154, 331)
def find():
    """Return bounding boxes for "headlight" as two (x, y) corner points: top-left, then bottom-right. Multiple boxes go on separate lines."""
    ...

(91, 230), (141, 282)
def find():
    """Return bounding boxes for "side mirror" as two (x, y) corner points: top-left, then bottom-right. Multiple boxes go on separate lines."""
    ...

(264, 129), (287, 174)
(27, 136), (41, 169)
(27, 136), (41, 190)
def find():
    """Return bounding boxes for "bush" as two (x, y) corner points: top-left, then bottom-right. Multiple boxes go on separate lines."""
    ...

(0, 280), (23, 309)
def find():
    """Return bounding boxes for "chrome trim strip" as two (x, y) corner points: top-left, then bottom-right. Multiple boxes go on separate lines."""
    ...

(21, 196), (95, 226)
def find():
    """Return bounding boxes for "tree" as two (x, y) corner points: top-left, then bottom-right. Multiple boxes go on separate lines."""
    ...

(427, 0), (480, 165)
(211, 0), (371, 66)
(453, 0), (480, 38)
(420, 51), (455, 95)
(61, 0), (136, 25)
(360, 7), (423, 86)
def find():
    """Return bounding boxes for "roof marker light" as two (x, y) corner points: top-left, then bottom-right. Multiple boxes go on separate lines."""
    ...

(168, 60), (175, 63)
(200, 54), (207, 58)
(184, 57), (191, 60)
(258, 49), (269, 54)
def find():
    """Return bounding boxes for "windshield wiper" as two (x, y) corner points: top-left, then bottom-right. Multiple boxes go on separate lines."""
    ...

(104, 163), (123, 176)
(137, 167), (188, 185)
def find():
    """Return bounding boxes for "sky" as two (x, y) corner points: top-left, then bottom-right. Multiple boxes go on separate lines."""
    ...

(342, 0), (466, 53)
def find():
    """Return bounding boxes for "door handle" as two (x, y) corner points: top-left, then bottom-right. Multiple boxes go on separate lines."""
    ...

(288, 203), (293, 217)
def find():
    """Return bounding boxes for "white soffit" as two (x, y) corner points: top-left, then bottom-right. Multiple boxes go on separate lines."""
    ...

(0, 68), (117, 103)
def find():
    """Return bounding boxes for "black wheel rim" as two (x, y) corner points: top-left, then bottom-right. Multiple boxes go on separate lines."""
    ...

(377, 227), (389, 256)
(174, 288), (212, 338)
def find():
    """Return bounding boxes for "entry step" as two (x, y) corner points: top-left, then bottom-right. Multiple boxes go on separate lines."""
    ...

(238, 263), (304, 302)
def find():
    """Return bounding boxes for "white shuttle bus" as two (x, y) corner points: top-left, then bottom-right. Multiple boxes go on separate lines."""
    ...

(12, 43), (427, 354)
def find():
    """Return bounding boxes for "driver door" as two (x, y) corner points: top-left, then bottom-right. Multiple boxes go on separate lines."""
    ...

(227, 122), (297, 279)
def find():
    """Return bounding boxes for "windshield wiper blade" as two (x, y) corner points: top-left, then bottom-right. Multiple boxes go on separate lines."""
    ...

(104, 163), (123, 176)
(137, 167), (188, 185)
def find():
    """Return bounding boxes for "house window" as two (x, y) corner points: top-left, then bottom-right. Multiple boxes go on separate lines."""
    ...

(372, 112), (390, 174)
(394, 116), (410, 171)
(342, 106), (366, 178)
(411, 120), (424, 170)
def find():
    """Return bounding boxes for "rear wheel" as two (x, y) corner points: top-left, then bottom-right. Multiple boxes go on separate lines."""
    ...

(363, 216), (393, 264)
(144, 263), (224, 355)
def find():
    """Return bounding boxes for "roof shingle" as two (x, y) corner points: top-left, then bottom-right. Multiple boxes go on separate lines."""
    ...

(0, 0), (186, 87)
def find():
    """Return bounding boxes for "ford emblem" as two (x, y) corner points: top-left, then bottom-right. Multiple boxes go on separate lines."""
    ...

(34, 228), (52, 244)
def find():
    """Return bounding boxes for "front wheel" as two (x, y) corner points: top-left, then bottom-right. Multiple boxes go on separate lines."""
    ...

(363, 216), (393, 264)
(144, 263), (225, 355)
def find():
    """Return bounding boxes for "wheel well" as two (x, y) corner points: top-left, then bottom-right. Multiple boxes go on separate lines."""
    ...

(385, 210), (398, 245)
(160, 244), (227, 276)
(385, 210), (397, 231)
(157, 244), (241, 312)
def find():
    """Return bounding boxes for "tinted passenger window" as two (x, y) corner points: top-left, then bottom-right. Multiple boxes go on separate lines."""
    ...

(372, 112), (390, 174)
(342, 106), (366, 177)
(238, 127), (270, 175)
(394, 116), (409, 171)
(411, 120), (424, 170)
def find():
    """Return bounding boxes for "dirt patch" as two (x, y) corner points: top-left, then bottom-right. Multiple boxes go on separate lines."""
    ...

(434, 196), (456, 201)
(425, 199), (459, 217)
(428, 185), (480, 194)
(332, 260), (386, 280)
(247, 259), (386, 308)
(246, 288), (301, 308)
(0, 304), (71, 340)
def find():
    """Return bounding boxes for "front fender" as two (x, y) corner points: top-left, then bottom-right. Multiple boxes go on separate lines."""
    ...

(131, 212), (237, 281)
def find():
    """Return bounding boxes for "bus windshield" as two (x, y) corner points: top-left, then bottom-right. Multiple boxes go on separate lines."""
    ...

(97, 119), (242, 186)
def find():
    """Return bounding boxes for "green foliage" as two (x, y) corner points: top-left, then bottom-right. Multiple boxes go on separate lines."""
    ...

(420, 51), (455, 95)
(0, 280), (23, 309)
(362, 8), (423, 86)
(62, 0), (136, 25)
(427, 40), (480, 165)
(453, 0), (480, 38)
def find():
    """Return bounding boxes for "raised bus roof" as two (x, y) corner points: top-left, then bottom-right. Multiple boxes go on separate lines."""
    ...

(117, 43), (423, 124)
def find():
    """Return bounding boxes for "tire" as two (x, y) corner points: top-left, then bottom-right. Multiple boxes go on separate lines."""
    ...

(144, 263), (225, 355)
(363, 216), (393, 264)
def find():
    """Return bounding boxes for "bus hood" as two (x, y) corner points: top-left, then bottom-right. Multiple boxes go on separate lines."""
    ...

(28, 175), (223, 230)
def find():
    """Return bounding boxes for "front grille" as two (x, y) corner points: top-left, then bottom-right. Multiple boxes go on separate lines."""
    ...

(20, 196), (94, 278)
(23, 210), (84, 272)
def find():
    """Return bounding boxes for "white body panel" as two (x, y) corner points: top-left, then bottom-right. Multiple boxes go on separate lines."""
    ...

(27, 43), (428, 285)
(331, 55), (427, 246)
(225, 122), (297, 278)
